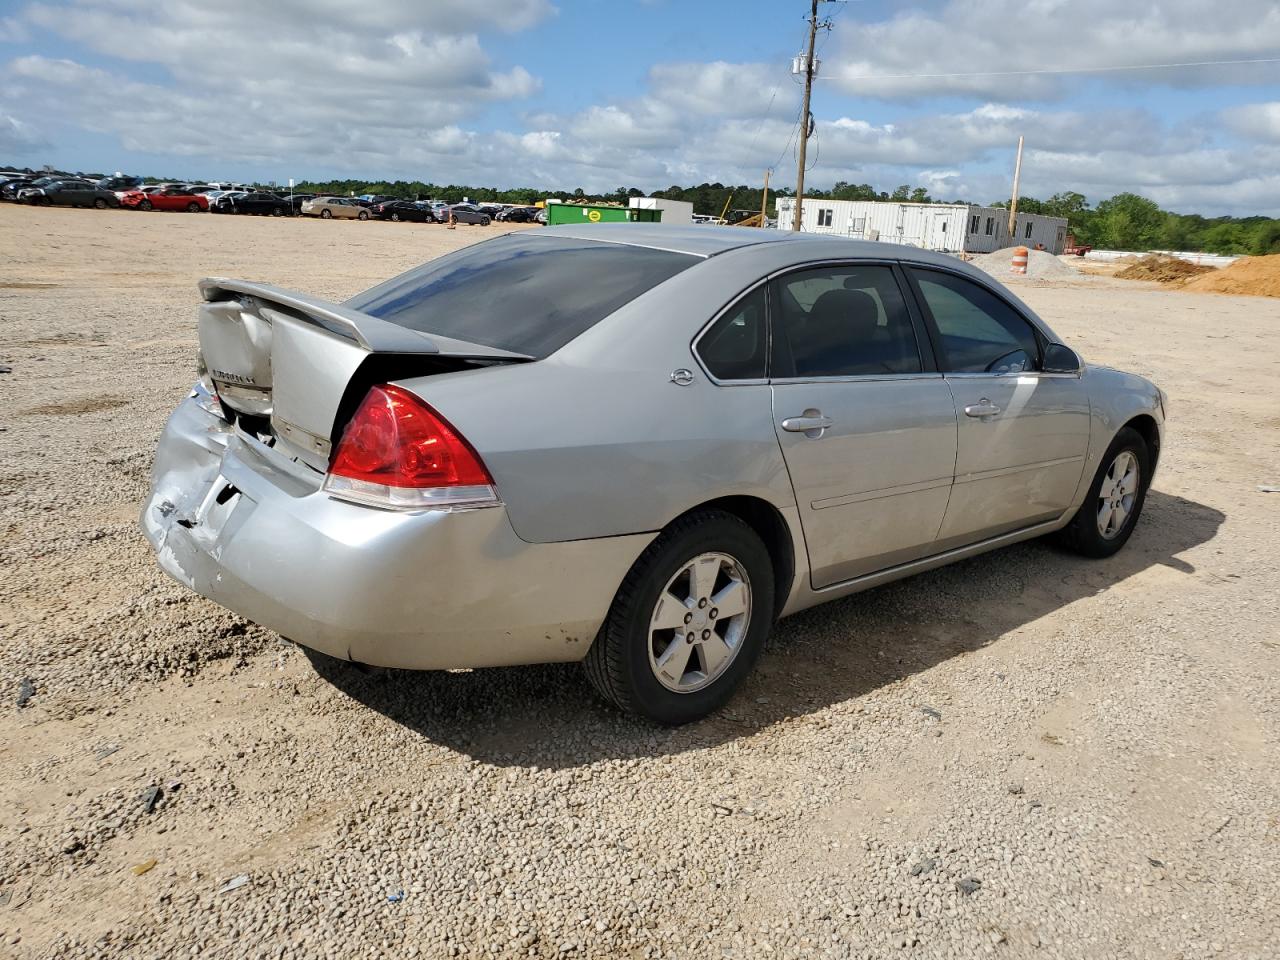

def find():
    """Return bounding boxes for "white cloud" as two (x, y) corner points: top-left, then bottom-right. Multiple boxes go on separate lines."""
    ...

(1222, 102), (1280, 143)
(0, 111), (45, 153)
(824, 0), (1280, 100)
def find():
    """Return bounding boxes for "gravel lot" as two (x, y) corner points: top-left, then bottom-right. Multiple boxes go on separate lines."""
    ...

(2, 205), (1278, 959)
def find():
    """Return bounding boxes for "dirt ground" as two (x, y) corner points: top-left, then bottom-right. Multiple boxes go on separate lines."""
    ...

(1, 205), (1278, 959)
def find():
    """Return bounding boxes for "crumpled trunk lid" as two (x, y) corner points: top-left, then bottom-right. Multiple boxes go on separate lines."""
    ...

(197, 278), (529, 471)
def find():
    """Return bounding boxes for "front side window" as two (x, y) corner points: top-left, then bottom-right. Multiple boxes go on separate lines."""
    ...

(1024, 221), (1033, 239)
(697, 285), (767, 380)
(910, 269), (1040, 374)
(771, 265), (922, 378)
(984, 216), (994, 236)
(348, 234), (699, 358)
(970, 214), (980, 233)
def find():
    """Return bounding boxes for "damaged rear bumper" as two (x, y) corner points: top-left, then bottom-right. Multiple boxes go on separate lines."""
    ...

(140, 397), (652, 669)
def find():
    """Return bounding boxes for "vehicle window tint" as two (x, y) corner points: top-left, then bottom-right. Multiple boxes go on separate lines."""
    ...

(347, 234), (700, 358)
(698, 285), (766, 380)
(771, 265), (922, 378)
(911, 269), (1040, 374)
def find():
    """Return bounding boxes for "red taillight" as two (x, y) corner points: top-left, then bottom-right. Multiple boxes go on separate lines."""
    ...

(323, 385), (497, 510)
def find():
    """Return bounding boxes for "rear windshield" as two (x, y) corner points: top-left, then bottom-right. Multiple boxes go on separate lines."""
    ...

(346, 234), (700, 358)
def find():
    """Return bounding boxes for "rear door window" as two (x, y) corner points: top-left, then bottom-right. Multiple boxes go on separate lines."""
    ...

(771, 264), (923, 378)
(347, 234), (700, 358)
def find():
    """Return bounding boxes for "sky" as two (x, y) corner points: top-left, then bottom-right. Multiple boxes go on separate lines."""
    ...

(1, 0), (1278, 215)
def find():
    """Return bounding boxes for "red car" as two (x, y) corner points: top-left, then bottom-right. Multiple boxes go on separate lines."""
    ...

(119, 184), (208, 212)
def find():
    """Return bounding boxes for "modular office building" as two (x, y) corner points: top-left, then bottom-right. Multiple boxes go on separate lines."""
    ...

(775, 198), (1069, 255)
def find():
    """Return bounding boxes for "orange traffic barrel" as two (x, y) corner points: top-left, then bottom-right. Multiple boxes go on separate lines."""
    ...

(1011, 246), (1029, 275)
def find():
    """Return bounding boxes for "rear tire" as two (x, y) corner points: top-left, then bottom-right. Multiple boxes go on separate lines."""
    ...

(1055, 426), (1150, 558)
(391, 212), (402, 222)
(320, 208), (332, 218)
(139, 199), (153, 211)
(583, 510), (775, 725)
(357, 209), (369, 220)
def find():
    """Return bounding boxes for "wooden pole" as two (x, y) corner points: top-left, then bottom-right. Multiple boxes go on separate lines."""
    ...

(760, 169), (770, 227)
(792, 0), (819, 232)
(1007, 135), (1024, 242)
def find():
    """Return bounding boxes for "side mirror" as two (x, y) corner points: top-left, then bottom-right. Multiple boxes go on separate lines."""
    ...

(1042, 343), (1081, 375)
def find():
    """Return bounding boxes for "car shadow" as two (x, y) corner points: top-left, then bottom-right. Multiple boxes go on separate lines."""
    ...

(305, 489), (1223, 769)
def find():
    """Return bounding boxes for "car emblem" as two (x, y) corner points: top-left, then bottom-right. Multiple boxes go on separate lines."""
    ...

(670, 368), (695, 386)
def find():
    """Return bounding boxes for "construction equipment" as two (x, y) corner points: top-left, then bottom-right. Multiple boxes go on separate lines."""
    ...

(1064, 232), (1093, 257)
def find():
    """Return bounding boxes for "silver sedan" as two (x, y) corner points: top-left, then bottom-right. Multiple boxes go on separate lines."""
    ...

(141, 225), (1166, 724)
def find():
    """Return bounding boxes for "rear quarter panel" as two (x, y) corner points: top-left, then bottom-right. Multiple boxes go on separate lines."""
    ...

(396, 246), (806, 544)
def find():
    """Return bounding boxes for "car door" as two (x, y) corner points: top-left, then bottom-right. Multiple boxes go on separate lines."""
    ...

(905, 266), (1090, 546)
(768, 263), (959, 588)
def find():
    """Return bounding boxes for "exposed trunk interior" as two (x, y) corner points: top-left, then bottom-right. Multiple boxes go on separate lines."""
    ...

(196, 279), (528, 472)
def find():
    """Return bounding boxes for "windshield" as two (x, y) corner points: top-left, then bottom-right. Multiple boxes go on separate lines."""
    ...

(346, 234), (700, 358)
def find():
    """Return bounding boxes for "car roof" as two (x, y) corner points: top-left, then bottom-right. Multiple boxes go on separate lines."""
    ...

(538, 223), (979, 267)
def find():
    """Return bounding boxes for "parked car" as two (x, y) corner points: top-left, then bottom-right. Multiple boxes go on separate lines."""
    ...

(372, 200), (436, 223)
(209, 191), (251, 213)
(142, 225), (1165, 724)
(498, 206), (540, 223)
(20, 178), (121, 208)
(533, 207), (548, 224)
(300, 197), (370, 220)
(97, 174), (142, 193)
(358, 194), (397, 206)
(283, 192), (315, 215)
(120, 184), (209, 212)
(225, 192), (292, 216)
(475, 203), (503, 219)
(446, 203), (491, 225)
(3, 176), (58, 200)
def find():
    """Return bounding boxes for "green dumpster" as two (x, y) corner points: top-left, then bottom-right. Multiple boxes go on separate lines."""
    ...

(545, 204), (662, 226)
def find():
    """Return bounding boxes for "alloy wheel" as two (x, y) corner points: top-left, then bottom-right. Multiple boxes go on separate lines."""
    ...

(648, 552), (751, 693)
(1097, 450), (1139, 539)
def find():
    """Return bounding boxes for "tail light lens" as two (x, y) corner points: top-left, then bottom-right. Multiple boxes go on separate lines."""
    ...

(323, 384), (499, 511)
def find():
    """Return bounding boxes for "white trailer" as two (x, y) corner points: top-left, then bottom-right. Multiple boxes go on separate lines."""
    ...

(628, 196), (693, 226)
(774, 198), (1068, 255)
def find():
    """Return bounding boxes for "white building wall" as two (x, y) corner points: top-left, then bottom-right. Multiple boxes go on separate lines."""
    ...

(775, 198), (1069, 255)
(628, 196), (693, 226)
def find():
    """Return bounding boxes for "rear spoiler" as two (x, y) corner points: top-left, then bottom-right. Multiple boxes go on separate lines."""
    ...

(198, 278), (533, 361)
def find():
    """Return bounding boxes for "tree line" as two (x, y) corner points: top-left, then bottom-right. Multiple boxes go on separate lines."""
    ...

(25, 160), (1263, 256)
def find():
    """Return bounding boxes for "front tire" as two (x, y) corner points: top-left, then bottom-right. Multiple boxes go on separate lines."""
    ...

(584, 510), (775, 724)
(93, 198), (108, 209)
(187, 202), (201, 212)
(1055, 426), (1150, 558)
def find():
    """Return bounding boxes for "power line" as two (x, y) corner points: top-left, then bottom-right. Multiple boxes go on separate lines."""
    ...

(818, 56), (1280, 82)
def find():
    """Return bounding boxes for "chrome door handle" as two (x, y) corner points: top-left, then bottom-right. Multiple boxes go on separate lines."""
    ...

(964, 399), (1002, 418)
(781, 413), (833, 433)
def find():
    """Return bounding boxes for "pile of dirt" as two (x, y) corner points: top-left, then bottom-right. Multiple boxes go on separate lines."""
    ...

(971, 246), (1081, 279)
(1115, 254), (1215, 283)
(1181, 254), (1280, 297)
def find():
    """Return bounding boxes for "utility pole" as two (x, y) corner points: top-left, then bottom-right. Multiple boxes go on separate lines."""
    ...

(1007, 135), (1024, 242)
(792, 0), (820, 231)
(760, 168), (770, 227)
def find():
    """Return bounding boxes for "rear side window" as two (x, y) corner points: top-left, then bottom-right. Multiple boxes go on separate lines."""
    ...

(348, 235), (700, 358)
(697, 285), (767, 380)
